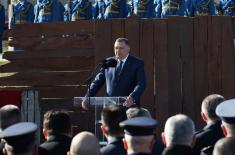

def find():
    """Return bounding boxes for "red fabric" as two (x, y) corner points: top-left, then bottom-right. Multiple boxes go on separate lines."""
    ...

(0, 90), (21, 108)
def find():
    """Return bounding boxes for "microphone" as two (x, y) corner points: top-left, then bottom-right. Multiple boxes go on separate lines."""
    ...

(101, 58), (117, 69)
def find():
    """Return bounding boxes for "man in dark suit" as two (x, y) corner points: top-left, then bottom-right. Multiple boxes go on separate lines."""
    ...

(194, 94), (225, 155)
(82, 38), (146, 109)
(162, 114), (195, 155)
(39, 109), (72, 155)
(100, 104), (127, 155)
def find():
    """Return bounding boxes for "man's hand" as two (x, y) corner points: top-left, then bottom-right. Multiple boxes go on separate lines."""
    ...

(81, 98), (89, 110)
(123, 96), (135, 107)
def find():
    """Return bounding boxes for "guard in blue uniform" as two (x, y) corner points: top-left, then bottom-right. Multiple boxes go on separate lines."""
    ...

(217, 0), (235, 16)
(64, 0), (92, 21)
(155, 0), (187, 18)
(34, 0), (64, 23)
(92, 0), (105, 19)
(0, 4), (5, 53)
(133, 0), (155, 18)
(127, 0), (134, 17)
(191, 0), (216, 16)
(9, 0), (34, 29)
(104, 0), (127, 19)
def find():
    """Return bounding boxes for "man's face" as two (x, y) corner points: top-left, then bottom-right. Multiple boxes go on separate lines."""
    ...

(114, 41), (130, 60)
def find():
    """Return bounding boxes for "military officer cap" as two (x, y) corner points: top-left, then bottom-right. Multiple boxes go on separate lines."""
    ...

(0, 122), (37, 153)
(216, 99), (235, 124)
(119, 116), (158, 136)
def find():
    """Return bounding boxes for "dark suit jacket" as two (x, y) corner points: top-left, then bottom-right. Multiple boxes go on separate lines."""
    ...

(162, 145), (194, 155)
(39, 133), (72, 155)
(194, 120), (224, 155)
(101, 136), (127, 155)
(87, 55), (146, 106)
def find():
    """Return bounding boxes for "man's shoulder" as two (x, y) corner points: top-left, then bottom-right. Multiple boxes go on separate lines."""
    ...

(128, 55), (144, 64)
(101, 143), (126, 155)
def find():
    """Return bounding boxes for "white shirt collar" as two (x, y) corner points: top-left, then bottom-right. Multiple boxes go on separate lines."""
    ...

(118, 54), (129, 64)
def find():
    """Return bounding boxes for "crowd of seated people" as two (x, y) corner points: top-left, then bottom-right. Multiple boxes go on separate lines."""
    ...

(0, 94), (235, 155)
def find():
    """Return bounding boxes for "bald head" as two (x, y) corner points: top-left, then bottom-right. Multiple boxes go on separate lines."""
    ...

(213, 137), (235, 155)
(70, 131), (100, 155)
(0, 105), (21, 131)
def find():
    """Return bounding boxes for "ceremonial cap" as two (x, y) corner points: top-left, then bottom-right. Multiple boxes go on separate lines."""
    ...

(216, 99), (235, 124)
(119, 116), (158, 136)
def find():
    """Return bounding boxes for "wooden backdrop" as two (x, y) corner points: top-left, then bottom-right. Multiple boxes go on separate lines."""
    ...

(0, 16), (235, 137)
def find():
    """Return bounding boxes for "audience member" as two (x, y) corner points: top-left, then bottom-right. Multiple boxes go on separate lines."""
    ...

(68, 131), (100, 155)
(162, 114), (195, 155)
(126, 107), (165, 155)
(39, 109), (72, 155)
(216, 99), (235, 138)
(194, 94), (224, 155)
(0, 105), (21, 131)
(0, 105), (21, 155)
(120, 116), (158, 155)
(0, 122), (38, 155)
(92, 0), (105, 19)
(213, 137), (235, 155)
(100, 104), (127, 155)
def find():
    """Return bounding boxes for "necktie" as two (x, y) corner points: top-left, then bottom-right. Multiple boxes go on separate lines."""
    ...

(115, 60), (123, 78)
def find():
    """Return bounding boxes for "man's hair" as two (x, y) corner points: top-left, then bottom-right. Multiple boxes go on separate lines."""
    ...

(70, 131), (100, 155)
(43, 109), (71, 135)
(0, 105), (21, 131)
(164, 114), (195, 146)
(202, 94), (225, 120)
(126, 107), (151, 119)
(213, 137), (235, 155)
(115, 38), (130, 46)
(101, 104), (126, 135)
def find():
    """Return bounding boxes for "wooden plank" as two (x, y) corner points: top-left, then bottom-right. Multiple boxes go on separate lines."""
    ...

(180, 18), (195, 121)
(167, 16), (182, 115)
(3, 49), (94, 60)
(0, 56), (94, 72)
(94, 20), (112, 96)
(139, 19), (155, 114)
(38, 86), (87, 98)
(154, 19), (168, 133)
(125, 16), (140, 57)
(94, 20), (113, 63)
(208, 16), (222, 95)
(221, 16), (235, 99)
(8, 34), (94, 51)
(0, 71), (91, 86)
(111, 19), (125, 45)
(193, 16), (209, 130)
(9, 20), (95, 38)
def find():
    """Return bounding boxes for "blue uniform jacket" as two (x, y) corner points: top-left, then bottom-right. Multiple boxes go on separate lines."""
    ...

(64, 0), (92, 21)
(92, 0), (106, 19)
(191, 0), (216, 16)
(86, 55), (146, 106)
(34, 0), (64, 23)
(133, 0), (155, 18)
(10, 0), (34, 28)
(155, 0), (187, 17)
(218, 0), (235, 16)
(104, 0), (127, 18)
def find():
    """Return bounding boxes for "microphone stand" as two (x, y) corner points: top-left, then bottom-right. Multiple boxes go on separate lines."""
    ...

(82, 61), (104, 137)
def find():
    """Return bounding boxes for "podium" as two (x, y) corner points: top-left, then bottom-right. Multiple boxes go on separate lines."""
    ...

(73, 97), (126, 141)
